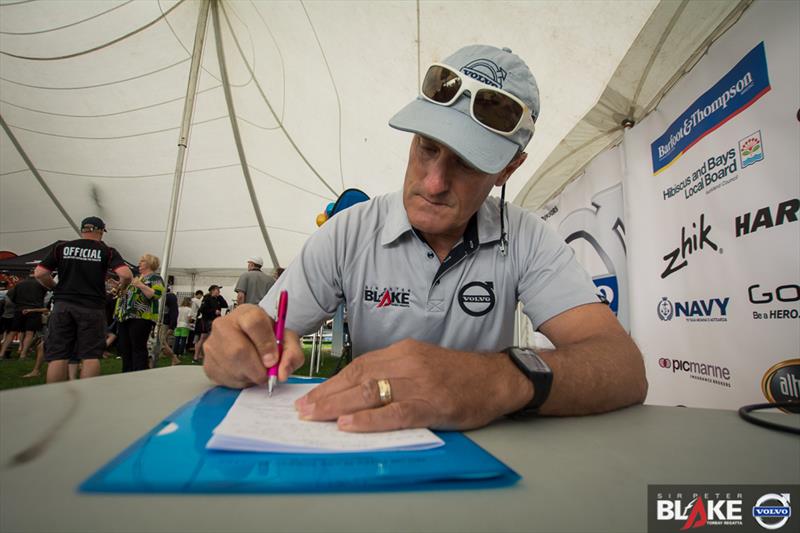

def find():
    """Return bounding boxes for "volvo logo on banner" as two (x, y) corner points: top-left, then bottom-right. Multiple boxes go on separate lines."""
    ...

(650, 41), (771, 175)
(558, 184), (629, 330)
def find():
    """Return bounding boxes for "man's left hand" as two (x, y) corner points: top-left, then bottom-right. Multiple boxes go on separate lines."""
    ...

(294, 339), (533, 432)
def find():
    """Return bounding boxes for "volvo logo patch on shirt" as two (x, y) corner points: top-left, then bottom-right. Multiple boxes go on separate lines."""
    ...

(364, 286), (411, 308)
(458, 281), (496, 317)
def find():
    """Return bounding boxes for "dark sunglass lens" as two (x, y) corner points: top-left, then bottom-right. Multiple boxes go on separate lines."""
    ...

(474, 89), (523, 132)
(422, 66), (461, 103)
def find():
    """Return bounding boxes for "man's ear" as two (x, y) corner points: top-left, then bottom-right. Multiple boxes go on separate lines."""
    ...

(495, 152), (527, 187)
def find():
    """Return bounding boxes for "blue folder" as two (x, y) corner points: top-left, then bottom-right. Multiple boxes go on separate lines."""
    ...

(80, 379), (520, 493)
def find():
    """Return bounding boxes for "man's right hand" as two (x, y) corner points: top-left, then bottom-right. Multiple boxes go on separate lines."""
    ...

(203, 304), (305, 389)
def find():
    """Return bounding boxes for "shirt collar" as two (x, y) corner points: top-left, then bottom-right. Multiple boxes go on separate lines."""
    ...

(380, 191), (504, 247)
(380, 191), (413, 246)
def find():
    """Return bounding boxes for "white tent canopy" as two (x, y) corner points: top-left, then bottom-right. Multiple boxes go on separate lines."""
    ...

(1, 0), (663, 272)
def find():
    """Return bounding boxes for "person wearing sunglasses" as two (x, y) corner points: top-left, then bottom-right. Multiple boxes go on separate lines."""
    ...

(203, 45), (647, 431)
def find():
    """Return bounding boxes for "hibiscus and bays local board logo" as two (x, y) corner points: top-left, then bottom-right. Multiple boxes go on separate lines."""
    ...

(656, 357), (731, 388)
(649, 485), (798, 532)
(657, 297), (729, 322)
(739, 130), (764, 168)
(363, 286), (411, 309)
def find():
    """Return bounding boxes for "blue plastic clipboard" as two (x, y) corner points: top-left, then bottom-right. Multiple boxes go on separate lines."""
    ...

(80, 379), (520, 493)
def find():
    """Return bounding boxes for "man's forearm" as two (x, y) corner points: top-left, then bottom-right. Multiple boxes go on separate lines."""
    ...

(536, 332), (647, 416)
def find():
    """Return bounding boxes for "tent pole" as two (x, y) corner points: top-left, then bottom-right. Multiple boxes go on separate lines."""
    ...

(211, 0), (280, 270)
(0, 114), (80, 236)
(153, 0), (211, 360)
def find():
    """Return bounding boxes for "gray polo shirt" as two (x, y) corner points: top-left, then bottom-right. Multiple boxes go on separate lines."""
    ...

(261, 191), (599, 356)
(235, 270), (274, 305)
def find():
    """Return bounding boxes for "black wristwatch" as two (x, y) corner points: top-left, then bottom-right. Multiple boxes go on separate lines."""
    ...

(504, 347), (553, 417)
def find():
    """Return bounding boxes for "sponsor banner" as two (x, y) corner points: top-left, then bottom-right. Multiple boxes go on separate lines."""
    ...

(624, 2), (800, 409)
(651, 42), (771, 175)
(534, 146), (629, 331)
(648, 485), (798, 532)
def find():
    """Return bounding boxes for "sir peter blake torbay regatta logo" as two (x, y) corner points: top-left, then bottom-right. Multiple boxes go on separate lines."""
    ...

(363, 286), (411, 309)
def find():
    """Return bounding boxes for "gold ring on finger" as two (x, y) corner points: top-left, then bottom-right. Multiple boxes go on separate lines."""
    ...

(377, 378), (393, 405)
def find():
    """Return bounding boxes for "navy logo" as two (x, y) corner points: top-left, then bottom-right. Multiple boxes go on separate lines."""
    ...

(461, 59), (507, 89)
(458, 281), (495, 317)
(657, 297), (674, 321)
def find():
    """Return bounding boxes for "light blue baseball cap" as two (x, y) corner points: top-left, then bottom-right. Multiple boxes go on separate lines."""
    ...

(390, 44), (539, 174)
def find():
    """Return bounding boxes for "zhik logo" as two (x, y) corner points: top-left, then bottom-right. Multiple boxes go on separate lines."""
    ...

(661, 213), (719, 279)
(363, 286), (411, 309)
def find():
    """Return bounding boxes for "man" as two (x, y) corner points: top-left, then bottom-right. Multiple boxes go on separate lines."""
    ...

(234, 256), (274, 306)
(156, 287), (180, 366)
(187, 289), (203, 356)
(194, 285), (228, 362)
(204, 45), (647, 432)
(0, 271), (48, 359)
(35, 216), (133, 383)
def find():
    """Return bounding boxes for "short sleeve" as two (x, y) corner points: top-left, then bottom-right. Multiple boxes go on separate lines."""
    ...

(39, 244), (61, 271)
(260, 215), (344, 335)
(107, 247), (127, 272)
(234, 273), (247, 294)
(514, 211), (600, 330)
(148, 275), (165, 300)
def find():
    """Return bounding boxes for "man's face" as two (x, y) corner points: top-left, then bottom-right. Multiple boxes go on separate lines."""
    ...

(211, 288), (220, 296)
(402, 135), (522, 238)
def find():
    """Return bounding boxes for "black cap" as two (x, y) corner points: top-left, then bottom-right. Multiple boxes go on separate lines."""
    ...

(208, 284), (221, 292)
(80, 216), (106, 232)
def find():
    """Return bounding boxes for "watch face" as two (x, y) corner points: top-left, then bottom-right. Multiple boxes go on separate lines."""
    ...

(517, 349), (551, 373)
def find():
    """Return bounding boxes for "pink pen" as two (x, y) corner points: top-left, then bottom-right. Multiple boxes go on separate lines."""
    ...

(268, 290), (288, 397)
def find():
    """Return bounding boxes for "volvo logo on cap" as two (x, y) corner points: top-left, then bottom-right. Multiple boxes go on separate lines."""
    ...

(461, 59), (507, 89)
(458, 281), (496, 317)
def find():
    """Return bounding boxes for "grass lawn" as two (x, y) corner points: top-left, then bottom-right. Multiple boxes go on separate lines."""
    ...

(0, 343), (345, 391)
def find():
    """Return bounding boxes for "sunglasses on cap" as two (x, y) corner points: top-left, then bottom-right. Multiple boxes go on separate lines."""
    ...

(421, 63), (536, 137)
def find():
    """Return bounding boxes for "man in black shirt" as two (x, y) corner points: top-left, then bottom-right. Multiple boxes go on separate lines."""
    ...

(35, 216), (133, 383)
(0, 272), (48, 359)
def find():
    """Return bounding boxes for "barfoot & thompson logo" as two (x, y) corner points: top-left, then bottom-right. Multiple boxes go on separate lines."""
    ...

(657, 296), (729, 322)
(657, 357), (731, 388)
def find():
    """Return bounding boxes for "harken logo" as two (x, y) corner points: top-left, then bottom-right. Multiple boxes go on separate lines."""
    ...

(458, 281), (495, 317)
(363, 286), (410, 309)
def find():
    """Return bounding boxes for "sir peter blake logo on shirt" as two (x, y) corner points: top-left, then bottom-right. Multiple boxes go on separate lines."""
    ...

(62, 246), (103, 262)
(363, 286), (411, 308)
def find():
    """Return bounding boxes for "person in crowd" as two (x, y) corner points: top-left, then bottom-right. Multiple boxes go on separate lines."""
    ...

(173, 297), (193, 357)
(193, 285), (227, 363)
(21, 294), (53, 378)
(0, 271), (47, 359)
(156, 286), (179, 366)
(187, 289), (203, 354)
(235, 256), (274, 306)
(274, 267), (285, 280)
(203, 45), (646, 432)
(115, 253), (164, 372)
(0, 290), (19, 359)
(35, 216), (133, 382)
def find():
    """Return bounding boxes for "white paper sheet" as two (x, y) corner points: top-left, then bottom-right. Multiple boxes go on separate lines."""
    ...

(207, 384), (444, 453)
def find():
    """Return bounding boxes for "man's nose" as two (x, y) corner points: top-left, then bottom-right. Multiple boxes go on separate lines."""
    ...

(422, 155), (451, 196)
